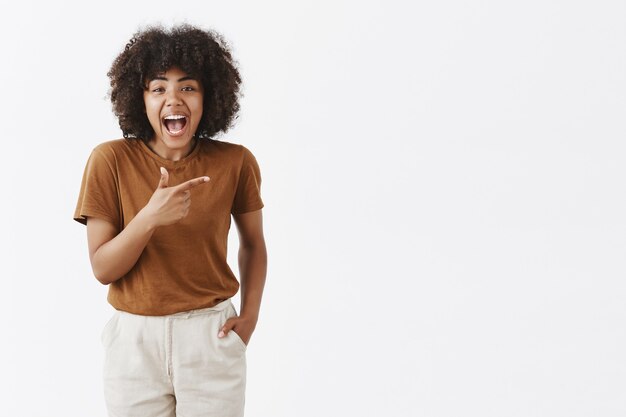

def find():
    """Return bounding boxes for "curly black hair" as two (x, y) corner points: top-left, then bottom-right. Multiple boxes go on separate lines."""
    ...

(107, 23), (242, 141)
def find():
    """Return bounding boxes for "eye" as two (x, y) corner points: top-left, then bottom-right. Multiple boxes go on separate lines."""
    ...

(182, 86), (195, 92)
(151, 87), (165, 93)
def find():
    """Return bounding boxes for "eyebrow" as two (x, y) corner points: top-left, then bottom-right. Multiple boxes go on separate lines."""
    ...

(151, 75), (197, 82)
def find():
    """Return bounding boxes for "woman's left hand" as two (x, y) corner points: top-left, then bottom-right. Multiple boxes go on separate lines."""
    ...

(218, 314), (258, 346)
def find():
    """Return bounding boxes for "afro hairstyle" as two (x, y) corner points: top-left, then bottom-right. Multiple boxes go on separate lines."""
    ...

(107, 23), (242, 141)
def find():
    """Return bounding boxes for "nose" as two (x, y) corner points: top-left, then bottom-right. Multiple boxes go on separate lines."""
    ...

(165, 88), (183, 106)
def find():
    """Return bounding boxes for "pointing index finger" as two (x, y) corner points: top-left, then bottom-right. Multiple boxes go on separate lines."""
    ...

(177, 176), (210, 191)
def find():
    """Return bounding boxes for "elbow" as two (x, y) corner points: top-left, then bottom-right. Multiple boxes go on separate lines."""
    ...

(90, 249), (116, 285)
(239, 241), (268, 266)
(91, 259), (114, 285)
(96, 275), (112, 286)
(240, 236), (267, 252)
(93, 267), (112, 285)
(240, 242), (267, 260)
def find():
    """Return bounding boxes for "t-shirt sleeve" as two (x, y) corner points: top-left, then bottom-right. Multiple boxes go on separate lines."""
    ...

(73, 148), (121, 228)
(231, 146), (264, 215)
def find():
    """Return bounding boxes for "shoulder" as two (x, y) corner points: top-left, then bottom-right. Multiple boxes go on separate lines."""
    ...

(90, 138), (142, 164)
(92, 138), (138, 155)
(202, 139), (258, 162)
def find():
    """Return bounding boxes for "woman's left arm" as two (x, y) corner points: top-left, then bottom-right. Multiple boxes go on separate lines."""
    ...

(218, 209), (267, 345)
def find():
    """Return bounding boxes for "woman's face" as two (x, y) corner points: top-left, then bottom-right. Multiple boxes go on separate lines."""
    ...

(143, 66), (204, 159)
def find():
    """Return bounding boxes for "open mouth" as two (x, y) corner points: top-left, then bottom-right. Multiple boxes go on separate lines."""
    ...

(162, 114), (188, 136)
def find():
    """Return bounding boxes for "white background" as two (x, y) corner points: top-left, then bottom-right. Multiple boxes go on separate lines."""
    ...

(1, 0), (624, 416)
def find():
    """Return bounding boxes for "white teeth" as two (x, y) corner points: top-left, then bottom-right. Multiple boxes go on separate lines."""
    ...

(163, 114), (186, 120)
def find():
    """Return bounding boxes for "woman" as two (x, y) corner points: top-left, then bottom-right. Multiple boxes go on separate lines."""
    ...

(73, 23), (267, 417)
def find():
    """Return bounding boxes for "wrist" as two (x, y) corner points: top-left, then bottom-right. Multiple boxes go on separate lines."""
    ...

(136, 208), (158, 232)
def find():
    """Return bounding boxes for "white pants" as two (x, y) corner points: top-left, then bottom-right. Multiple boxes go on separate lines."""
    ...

(101, 299), (247, 417)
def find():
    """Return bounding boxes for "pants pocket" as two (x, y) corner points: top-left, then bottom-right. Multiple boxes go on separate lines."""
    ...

(224, 303), (248, 351)
(230, 328), (248, 350)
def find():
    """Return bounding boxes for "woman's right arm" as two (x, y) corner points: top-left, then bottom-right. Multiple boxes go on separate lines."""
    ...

(86, 168), (211, 285)
(87, 210), (157, 285)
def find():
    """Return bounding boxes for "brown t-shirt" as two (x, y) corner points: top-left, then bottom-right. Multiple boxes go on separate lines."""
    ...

(73, 138), (264, 316)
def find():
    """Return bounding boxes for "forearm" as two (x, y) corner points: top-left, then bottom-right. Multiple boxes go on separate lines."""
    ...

(238, 241), (267, 319)
(93, 209), (157, 285)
